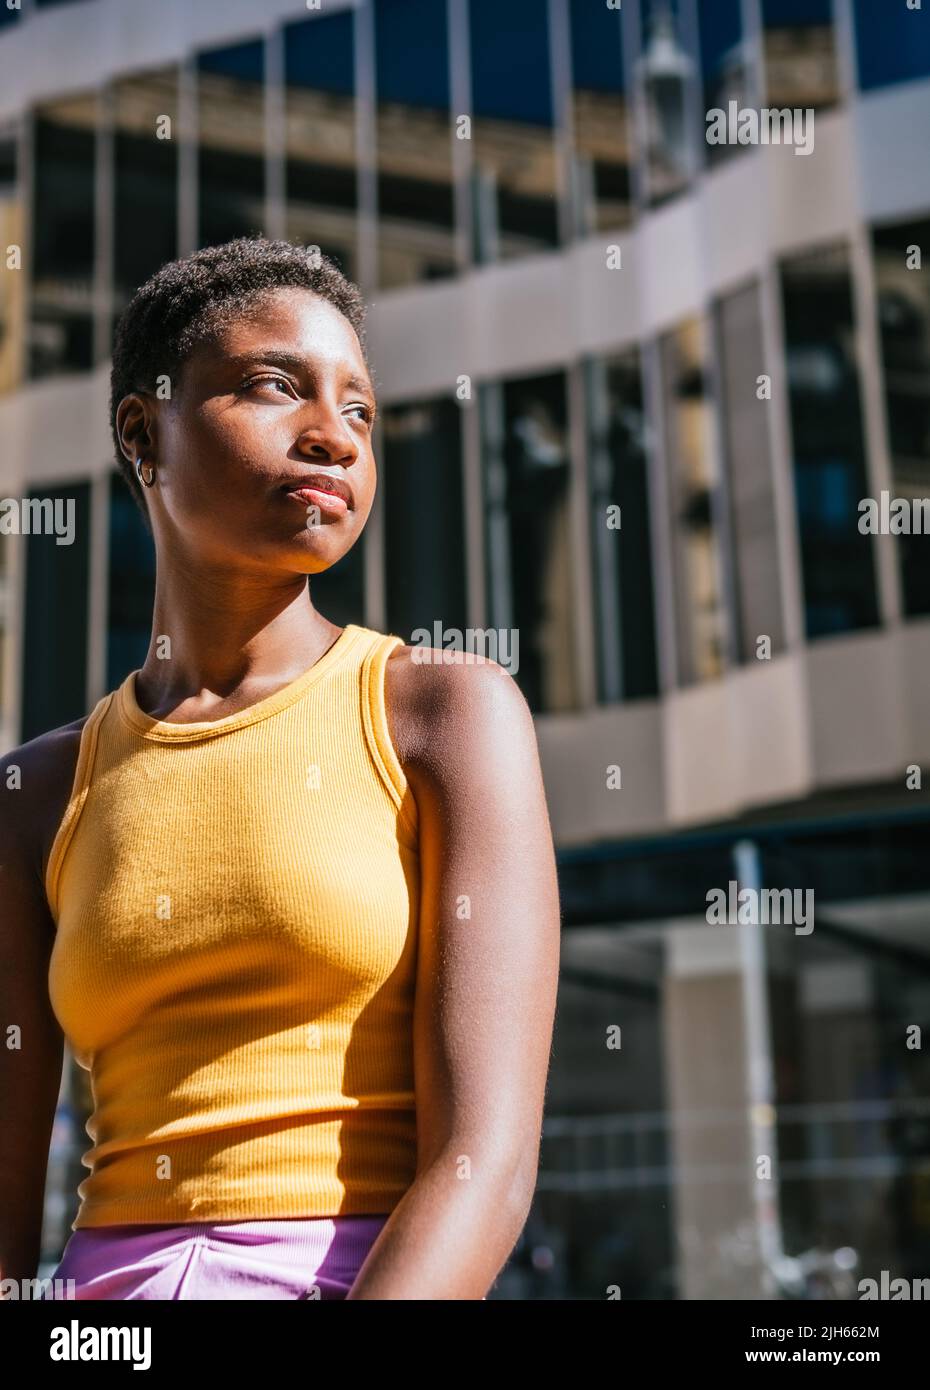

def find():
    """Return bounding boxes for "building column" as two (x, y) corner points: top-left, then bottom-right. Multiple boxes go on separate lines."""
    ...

(661, 844), (788, 1298)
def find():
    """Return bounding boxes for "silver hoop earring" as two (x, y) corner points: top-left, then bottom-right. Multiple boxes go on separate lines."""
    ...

(136, 457), (156, 488)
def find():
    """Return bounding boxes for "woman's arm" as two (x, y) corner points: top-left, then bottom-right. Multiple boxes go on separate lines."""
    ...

(345, 648), (561, 1299)
(0, 740), (66, 1289)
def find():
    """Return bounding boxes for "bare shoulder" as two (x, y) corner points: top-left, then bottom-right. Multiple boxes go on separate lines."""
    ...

(383, 641), (537, 783)
(0, 715), (90, 889)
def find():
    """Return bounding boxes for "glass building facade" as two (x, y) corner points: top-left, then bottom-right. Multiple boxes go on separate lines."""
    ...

(1, 0), (930, 1300)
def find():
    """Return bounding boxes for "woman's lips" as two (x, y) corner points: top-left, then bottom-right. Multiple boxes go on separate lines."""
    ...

(284, 486), (349, 518)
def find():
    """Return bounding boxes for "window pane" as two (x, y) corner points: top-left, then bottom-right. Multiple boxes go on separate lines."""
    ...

(715, 281), (785, 661)
(107, 473), (156, 692)
(382, 396), (466, 638)
(568, 0), (632, 234)
(0, 131), (23, 394)
(872, 218), (930, 617)
(284, 10), (357, 280)
(698, 0), (750, 168)
(659, 318), (727, 685)
(481, 371), (577, 713)
(780, 244), (879, 638)
(111, 68), (178, 332)
(761, 0), (839, 111)
(853, 0), (930, 91)
(586, 351), (658, 701)
(468, 0), (559, 262)
(540, 822), (930, 1299)
(528, 924), (672, 1299)
(30, 94), (96, 377)
(197, 38), (266, 248)
(375, 0), (455, 289)
(21, 483), (90, 741)
(307, 546), (365, 629)
(635, 0), (695, 206)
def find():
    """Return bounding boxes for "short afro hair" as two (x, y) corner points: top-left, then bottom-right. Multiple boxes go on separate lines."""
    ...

(109, 236), (368, 531)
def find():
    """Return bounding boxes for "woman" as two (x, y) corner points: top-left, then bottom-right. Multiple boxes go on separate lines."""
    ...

(0, 237), (561, 1301)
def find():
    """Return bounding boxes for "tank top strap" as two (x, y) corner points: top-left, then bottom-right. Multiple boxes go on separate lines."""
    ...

(45, 692), (114, 923)
(359, 631), (418, 849)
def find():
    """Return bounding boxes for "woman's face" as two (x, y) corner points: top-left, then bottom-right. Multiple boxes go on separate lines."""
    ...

(140, 286), (377, 575)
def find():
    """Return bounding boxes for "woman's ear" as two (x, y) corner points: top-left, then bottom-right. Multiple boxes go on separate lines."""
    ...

(116, 393), (157, 466)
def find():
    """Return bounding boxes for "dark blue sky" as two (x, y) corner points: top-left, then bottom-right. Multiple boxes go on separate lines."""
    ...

(197, 37), (264, 84)
(852, 0), (930, 91)
(284, 10), (354, 95)
(569, 0), (625, 92)
(375, 0), (449, 108)
(762, 0), (833, 24)
(469, 0), (553, 124)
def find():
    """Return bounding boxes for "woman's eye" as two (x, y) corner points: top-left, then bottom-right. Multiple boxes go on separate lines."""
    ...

(242, 375), (293, 395)
(346, 404), (372, 423)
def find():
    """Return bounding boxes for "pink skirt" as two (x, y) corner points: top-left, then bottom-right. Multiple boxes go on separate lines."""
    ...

(48, 1216), (390, 1300)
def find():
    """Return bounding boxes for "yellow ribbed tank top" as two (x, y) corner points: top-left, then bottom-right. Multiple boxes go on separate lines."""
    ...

(46, 623), (420, 1230)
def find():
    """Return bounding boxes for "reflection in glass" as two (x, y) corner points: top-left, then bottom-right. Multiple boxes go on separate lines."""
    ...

(532, 823), (930, 1299)
(112, 68), (178, 334)
(714, 281), (785, 661)
(761, 0), (839, 111)
(758, 835), (930, 1295)
(382, 396), (466, 640)
(0, 132), (23, 395)
(197, 38), (266, 249)
(468, 0), (560, 262)
(521, 925), (672, 1300)
(872, 219), (930, 618)
(481, 371), (576, 713)
(780, 244), (878, 638)
(21, 483), (90, 741)
(375, 0), (455, 289)
(697, 0), (749, 168)
(635, 0), (695, 207)
(284, 11), (357, 280)
(853, 0), (930, 91)
(659, 318), (727, 686)
(585, 351), (658, 702)
(107, 473), (156, 693)
(307, 541), (365, 630)
(29, 94), (96, 378)
(567, 0), (632, 235)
